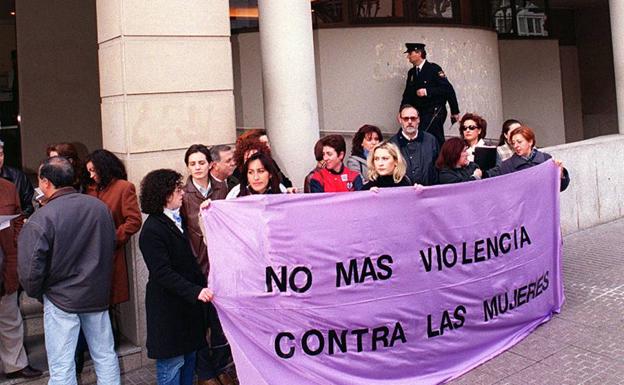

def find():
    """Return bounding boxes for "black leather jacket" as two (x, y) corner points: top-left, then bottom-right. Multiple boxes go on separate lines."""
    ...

(0, 166), (35, 216)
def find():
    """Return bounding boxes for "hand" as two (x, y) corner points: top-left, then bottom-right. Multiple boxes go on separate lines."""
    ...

(370, 186), (380, 193)
(413, 183), (424, 194)
(416, 88), (427, 97)
(554, 159), (565, 178)
(451, 114), (460, 124)
(286, 187), (298, 194)
(199, 199), (212, 213)
(197, 288), (214, 303)
(473, 168), (482, 178)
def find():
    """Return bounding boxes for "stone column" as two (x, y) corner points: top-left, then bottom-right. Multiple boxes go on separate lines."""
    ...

(95, 0), (235, 362)
(258, 0), (320, 186)
(610, 0), (624, 134)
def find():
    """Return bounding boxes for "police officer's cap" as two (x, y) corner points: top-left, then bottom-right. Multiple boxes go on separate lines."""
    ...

(404, 43), (426, 53)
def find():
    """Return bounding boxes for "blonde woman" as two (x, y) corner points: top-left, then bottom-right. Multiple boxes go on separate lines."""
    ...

(363, 142), (411, 190)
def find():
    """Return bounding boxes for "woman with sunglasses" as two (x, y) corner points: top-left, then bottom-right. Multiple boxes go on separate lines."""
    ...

(436, 137), (482, 184)
(459, 113), (488, 162)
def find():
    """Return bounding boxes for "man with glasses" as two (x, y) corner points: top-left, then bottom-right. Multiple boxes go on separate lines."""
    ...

(389, 104), (439, 186)
(400, 43), (459, 147)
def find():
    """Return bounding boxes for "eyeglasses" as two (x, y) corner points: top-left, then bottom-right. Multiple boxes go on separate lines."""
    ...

(401, 116), (419, 122)
(461, 125), (479, 131)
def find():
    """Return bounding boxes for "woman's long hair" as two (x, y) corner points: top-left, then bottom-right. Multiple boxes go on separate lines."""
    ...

(351, 125), (383, 157)
(366, 141), (407, 183)
(435, 137), (465, 170)
(238, 152), (282, 197)
(84, 149), (127, 190)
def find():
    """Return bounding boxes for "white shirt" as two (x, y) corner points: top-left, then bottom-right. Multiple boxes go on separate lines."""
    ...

(163, 207), (183, 233)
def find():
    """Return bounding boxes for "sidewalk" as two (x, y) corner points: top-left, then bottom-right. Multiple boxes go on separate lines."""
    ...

(119, 218), (624, 384)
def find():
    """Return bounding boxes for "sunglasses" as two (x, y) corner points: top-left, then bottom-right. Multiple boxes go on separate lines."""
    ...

(401, 116), (419, 122)
(461, 125), (479, 131)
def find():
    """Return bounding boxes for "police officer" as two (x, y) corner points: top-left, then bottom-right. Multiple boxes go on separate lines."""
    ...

(400, 43), (460, 146)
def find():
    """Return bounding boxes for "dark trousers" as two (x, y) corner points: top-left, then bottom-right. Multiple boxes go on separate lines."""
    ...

(419, 106), (447, 147)
(196, 303), (234, 380)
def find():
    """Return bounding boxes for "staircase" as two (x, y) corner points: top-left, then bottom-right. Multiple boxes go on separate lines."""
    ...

(0, 294), (142, 384)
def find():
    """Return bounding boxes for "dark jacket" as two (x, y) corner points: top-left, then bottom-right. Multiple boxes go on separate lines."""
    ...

(139, 213), (207, 359)
(401, 60), (458, 114)
(487, 150), (570, 191)
(362, 175), (411, 190)
(18, 188), (116, 312)
(389, 128), (439, 186)
(438, 162), (480, 185)
(0, 165), (34, 217)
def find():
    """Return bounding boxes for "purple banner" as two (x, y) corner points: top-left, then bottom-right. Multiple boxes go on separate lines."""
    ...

(203, 161), (564, 385)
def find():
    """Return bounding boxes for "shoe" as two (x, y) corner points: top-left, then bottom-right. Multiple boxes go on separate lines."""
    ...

(5, 366), (43, 379)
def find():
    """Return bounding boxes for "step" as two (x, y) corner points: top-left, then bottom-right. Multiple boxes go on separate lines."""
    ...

(0, 336), (142, 384)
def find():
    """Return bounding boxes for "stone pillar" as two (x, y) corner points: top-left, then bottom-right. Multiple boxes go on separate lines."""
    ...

(258, 0), (320, 186)
(95, 0), (235, 361)
(610, 0), (624, 134)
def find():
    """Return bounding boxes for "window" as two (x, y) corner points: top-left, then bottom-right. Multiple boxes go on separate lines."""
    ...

(490, 0), (548, 37)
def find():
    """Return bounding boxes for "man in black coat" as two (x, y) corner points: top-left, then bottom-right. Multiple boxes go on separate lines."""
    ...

(389, 105), (439, 186)
(0, 140), (34, 217)
(400, 43), (460, 147)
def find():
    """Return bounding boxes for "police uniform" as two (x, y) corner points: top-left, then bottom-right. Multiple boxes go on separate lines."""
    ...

(400, 43), (459, 146)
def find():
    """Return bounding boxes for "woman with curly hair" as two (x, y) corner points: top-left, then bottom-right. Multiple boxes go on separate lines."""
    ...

(139, 169), (212, 385)
(84, 150), (142, 310)
(46, 142), (84, 191)
(347, 124), (383, 183)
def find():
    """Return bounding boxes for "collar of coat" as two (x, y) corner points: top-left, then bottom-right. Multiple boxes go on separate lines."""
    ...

(46, 187), (77, 203)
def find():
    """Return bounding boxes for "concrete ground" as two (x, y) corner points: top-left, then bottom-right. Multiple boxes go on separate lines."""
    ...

(115, 218), (624, 384)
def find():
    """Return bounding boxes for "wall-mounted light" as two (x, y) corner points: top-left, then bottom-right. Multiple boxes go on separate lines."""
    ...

(10, 11), (16, 16)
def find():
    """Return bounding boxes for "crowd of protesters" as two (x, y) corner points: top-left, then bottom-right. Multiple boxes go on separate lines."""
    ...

(0, 103), (571, 384)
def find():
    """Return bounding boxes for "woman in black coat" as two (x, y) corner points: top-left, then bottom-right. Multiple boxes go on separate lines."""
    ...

(436, 137), (483, 185)
(487, 126), (570, 191)
(362, 142), (411, 190)
(139, 169), (213, 385)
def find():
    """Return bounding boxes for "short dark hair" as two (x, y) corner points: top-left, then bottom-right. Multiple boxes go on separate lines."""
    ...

(140, 169), (182, 214)
(416, 48), (427, 59)
(435, 137), (465, 170)
(313, 139), (324, 162)
(184, 144), (211, 166)
(460, 113), (487, 140)
(499, 119), (522, 146)
(352, 125), (383, 157)
(238, 152), (282, 197)
(85, 149), (127, 190)
(40, 156), (75, 188)
(210, 144), (232, 162)
(321, 134), (346, 156)
(399, 104), (418, 115)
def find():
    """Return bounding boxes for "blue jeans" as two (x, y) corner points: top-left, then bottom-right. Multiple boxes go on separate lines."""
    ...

(156, 352), (196, 385)
(43, 296), (120, 385)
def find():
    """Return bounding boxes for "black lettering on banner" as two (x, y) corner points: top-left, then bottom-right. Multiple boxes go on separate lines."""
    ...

(483, 270), (550, 322)
(301, 330), (324, 356)
(265, 265), (313, 293)
(427, 305), (466, 338)
(328, 330), (347, 355)
(335, 255), (394, 287)
(351, 328), (368, 352)
(275, 332), (295, 359)
(371, 326), (389, 351)
(390, 322), (407, 346)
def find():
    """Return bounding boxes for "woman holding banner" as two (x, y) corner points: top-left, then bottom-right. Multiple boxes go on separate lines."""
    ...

(362, 142), (411, 190)
(139, 169), (213, 385)
(227, 152), (292, 199)
(487, 126), (570, 191)
(436, 137), (483, 184)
